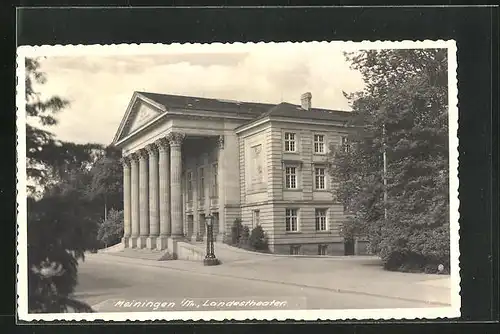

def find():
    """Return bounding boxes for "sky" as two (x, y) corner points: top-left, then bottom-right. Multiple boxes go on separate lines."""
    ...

(32, 42), (365, 145)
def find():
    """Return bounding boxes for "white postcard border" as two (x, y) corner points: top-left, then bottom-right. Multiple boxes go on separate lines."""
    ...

(16, 40), (460, 322)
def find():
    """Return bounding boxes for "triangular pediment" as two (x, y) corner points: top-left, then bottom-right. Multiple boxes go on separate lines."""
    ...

(128, 103), (161, 133)
(113, 93), (167, 145)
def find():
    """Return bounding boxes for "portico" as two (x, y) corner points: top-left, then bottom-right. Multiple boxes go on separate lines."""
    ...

(121, 132), (226, 250)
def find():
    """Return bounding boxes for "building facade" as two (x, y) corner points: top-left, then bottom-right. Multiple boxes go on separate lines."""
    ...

(113, 91), (368, 255)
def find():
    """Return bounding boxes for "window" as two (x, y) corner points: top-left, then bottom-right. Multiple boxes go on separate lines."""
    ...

(314, 134), (325, 154)
(318, 245), (328, 255)
(186, 171), (193, 201)
(211, 163), (218, 197)
(314, 167), (326, 190)
(341, 136), (350, 153)
(199, 167), (205, 199)
(285, 166), (297, 189)
(252, 210), (260, 228)
(285, 209), (299, 232)
(284, 132), (296, 152)
(315, 209), (328, 231)
(290, 245), (301, 255)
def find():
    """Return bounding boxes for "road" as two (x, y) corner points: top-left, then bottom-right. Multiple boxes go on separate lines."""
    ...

(73, 255), (432, 311)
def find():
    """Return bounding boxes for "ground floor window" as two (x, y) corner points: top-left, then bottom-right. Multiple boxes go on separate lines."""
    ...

(315, 208), (327, 231)
(252, 210), (260, 228)
(290, 245), (301, 255)
(285, 208), (299, 232)
(318, 244), (328, 255)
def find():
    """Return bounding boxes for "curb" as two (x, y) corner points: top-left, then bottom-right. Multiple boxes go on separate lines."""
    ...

(88, 254), (451, 307)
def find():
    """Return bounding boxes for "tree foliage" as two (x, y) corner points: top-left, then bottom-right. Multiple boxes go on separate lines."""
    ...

(329, 49), (449, 273)
(25, 58), (102, 312)
(27, 189), (99, 313)
(86, 146), (123, 215)
(97, 209), (124, 248)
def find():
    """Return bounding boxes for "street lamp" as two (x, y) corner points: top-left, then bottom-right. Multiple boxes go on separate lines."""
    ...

(203, 214), (220, 266)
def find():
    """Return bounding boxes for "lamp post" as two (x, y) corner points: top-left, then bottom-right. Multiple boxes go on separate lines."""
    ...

(203, 214), (220, 266)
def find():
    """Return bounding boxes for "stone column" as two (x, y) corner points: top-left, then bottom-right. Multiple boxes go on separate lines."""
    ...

(168, 132), (185, 238)
(137, 149), (149, 248)
(146, 143), (160, 249)
(191, 167), (199, 242)
(216, 135), (226, 242)
(121, 156), (132, 248)
(156, 138), (170, 250)
(130, 153), (140, 248)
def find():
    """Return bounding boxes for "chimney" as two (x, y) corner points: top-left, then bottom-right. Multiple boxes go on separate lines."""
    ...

(301, 92), (312, 110)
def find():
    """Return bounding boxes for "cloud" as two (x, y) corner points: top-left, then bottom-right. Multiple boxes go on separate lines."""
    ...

(33, 43), (365, 145)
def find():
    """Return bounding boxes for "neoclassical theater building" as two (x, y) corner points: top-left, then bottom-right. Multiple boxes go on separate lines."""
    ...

(113, 91), (368, 255)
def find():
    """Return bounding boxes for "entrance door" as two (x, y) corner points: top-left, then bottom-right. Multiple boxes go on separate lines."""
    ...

(199, 213), (206, 238)
(187, 215), (194, 239)
(212, 212), (219, 237)
(344, 238), (355, 255)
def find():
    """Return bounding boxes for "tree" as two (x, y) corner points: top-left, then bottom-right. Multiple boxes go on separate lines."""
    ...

(86, 146), (123, 221)
(330, 49), (449, 273)
(25, 58), (98, 312)
(28, 188), (99, 313)
(97, 209), (124, 248)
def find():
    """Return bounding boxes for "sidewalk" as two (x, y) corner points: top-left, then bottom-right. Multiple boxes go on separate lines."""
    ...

(90, 250), (452, 306)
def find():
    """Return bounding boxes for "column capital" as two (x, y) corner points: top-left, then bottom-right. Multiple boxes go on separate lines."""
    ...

(217, 135), (225, 149)
(156, 137), (170, 152)
(167, 132), (185, 146)
(137, 148), (149, 160)
(120, 155), (131, 168)
(146, 143), (158, 157)
(128, 152), (141, 163)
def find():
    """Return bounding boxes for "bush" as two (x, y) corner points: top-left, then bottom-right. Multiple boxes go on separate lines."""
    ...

(249, 225), (269, 251)
(380, 224), (450, 274)
(239, 225), (250, 248)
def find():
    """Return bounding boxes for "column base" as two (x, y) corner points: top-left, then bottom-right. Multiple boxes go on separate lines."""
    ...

(136, 236), (148, 249)
(156, 236), (169, 250)
(191, 234), (199, 243)
(146, 236), (158, 250)
(128, 237), (138, 248)
(215, 234), (224, 243)
(122, 237), (130, 248)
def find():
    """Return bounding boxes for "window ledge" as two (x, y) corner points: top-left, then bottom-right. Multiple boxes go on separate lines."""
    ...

(284, 188), (302, 192)
(285, 231), (302, 234)
(314, 231), (331, 234)
(314, 189), (329, 192)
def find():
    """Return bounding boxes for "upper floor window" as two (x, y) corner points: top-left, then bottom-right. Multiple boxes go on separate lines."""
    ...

(314, 134), (325, 154)
(285, 209), (299, 232)
(341, 136), (350, 153)
(314, 167), (326, 190)
(199, 167), (205, 199)
(211, 163), (218, 197)
(186, 171), (193, 201)
(315, 209), (328, 231)
(284, 132), (296, 152)
(285, 166), (297, 189)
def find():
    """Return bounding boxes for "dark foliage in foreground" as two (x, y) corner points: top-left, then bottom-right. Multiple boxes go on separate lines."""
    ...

(329, 49), (450, 273)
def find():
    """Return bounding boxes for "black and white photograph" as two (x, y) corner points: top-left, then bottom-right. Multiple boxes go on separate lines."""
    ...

(16, 41), (459, 321)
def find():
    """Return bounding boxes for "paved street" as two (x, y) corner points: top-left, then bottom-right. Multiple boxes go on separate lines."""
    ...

(74, 254), (439, 311)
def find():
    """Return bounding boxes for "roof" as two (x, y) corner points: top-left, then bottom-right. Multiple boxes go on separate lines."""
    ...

(137, 91), (350, 122)
(137, 91), (275, 116)
(256, 102), (350, 122)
